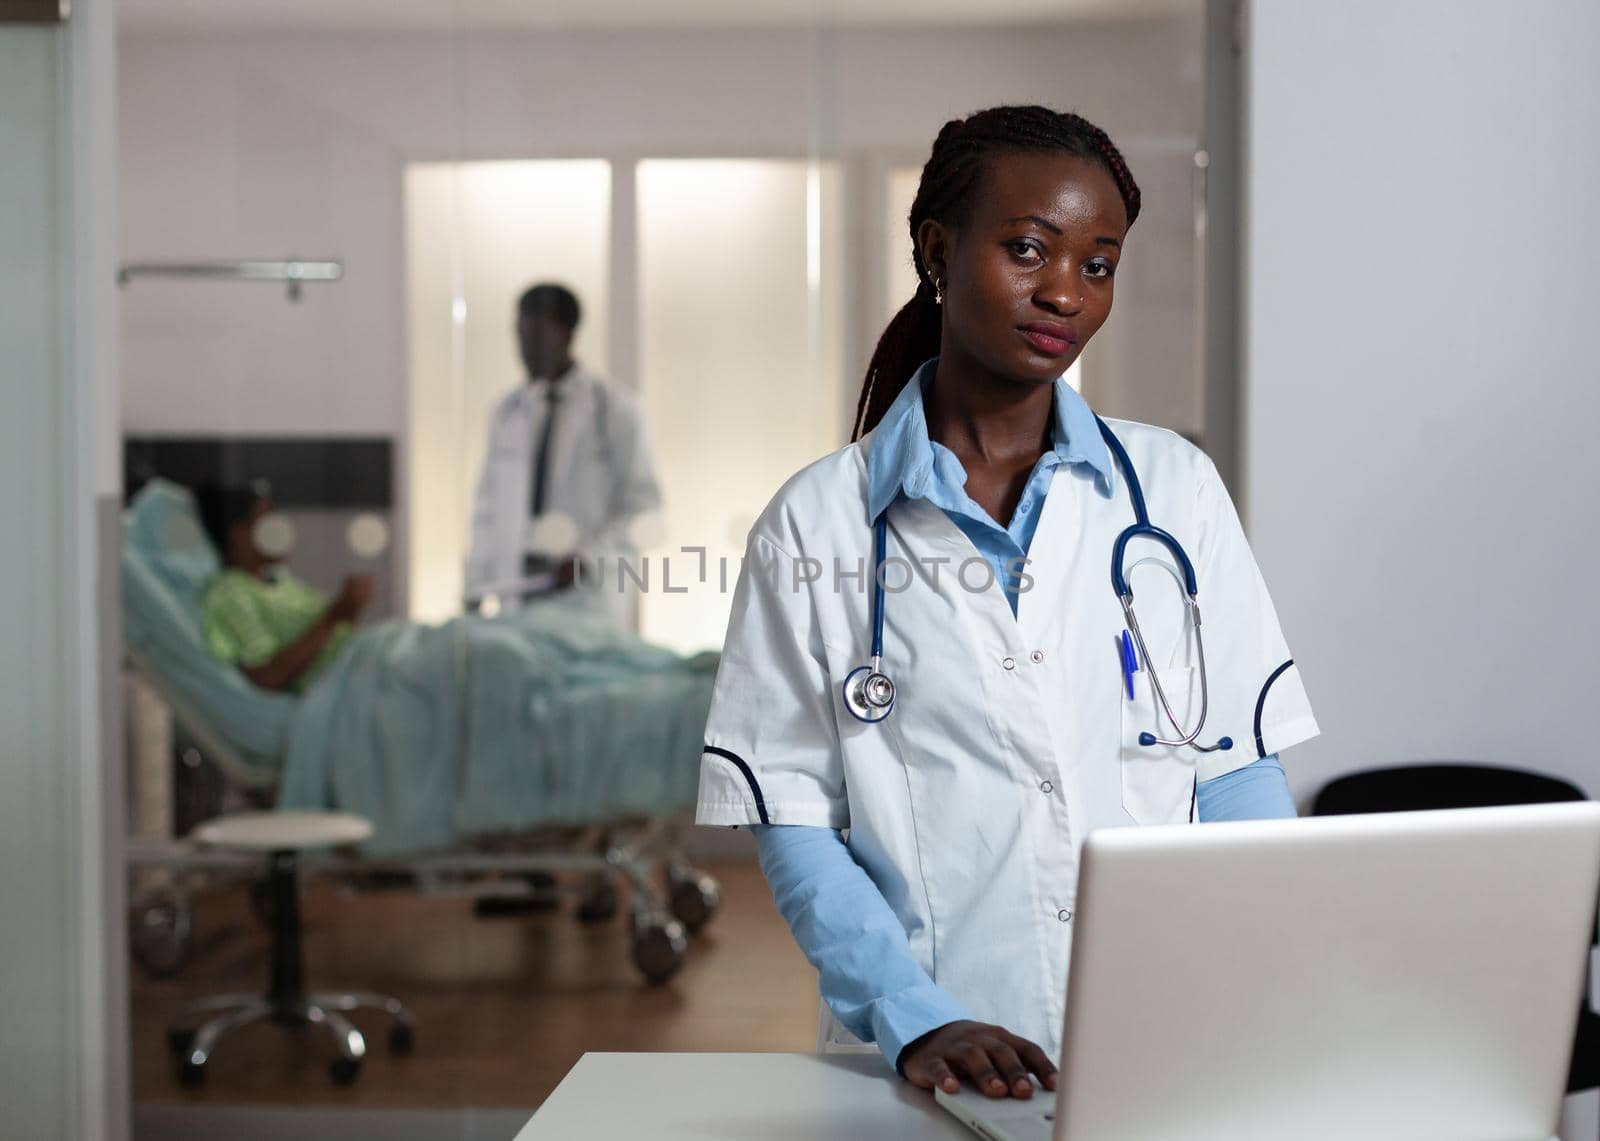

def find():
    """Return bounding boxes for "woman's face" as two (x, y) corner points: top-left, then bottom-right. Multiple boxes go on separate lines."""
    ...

(919, 151), (1129, 386)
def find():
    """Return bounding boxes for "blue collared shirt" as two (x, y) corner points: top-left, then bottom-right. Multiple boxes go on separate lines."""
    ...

(866, 356), (1113, 614)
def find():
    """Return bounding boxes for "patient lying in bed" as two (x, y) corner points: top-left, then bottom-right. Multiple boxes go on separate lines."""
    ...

(195, 483), (369, 693)
(130, 479), (719, 854)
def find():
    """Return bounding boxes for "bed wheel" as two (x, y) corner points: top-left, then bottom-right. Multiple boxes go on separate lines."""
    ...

(668, 871), (721, 935)
(576, 877), (619, 924)
(523, 871), (562, 912)
(132, 900), (192, 978)
(631, 914), (688, 985)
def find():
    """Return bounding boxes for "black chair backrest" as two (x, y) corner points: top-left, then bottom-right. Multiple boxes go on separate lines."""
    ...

(1312, 763), (1586, 817)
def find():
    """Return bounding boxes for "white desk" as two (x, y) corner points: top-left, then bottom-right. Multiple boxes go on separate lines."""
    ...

(518, 1052), (1569, 1140)
(515, 1052), (972, 1140)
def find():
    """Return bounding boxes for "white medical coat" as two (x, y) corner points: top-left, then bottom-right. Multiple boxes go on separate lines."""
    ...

(695, 419), (1318, 1058)
(465, 364), (661, 619)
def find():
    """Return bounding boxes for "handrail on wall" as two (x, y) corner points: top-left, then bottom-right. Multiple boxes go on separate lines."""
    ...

(116, 259), (343, 302)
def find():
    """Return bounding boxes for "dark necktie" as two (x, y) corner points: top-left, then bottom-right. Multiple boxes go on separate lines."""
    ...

(530, 383), (561, 518)
(524, 384), (561, 585)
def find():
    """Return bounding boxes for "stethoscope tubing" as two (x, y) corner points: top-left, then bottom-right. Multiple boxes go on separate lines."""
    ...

(847, 416), (1228, 752)
(1097, 417), (1225, 751)
(870, 512), (888, 661)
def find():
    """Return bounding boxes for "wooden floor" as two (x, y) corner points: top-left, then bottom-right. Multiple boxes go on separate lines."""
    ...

(129, 857), (819, 1110)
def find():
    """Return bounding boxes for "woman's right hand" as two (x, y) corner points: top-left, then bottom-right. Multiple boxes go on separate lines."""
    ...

(899, 1019), (1058, 1099)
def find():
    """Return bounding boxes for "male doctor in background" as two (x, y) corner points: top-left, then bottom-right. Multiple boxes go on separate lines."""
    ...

(465, 282), (662, 627)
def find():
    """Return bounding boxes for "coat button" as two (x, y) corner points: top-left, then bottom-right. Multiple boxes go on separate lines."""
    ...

(1040, 779), (1053, 794)
(1030, 650), (1044, 664)
(1057, 909), (1073, 922)
(1002, 657), (1016, 671)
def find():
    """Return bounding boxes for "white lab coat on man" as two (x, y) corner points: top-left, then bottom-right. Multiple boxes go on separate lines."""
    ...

(695, 415), (1318, 1057)
(465, 362), (662, 624)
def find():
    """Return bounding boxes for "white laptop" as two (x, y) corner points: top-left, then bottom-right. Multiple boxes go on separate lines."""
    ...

(937, 802), (1600, 1141)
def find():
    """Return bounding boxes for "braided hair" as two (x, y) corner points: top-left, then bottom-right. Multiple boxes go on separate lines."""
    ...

(851, 105), (1141, 441)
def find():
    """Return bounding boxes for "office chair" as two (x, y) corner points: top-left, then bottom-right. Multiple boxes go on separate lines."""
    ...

(1311, 764), (1600, 1100)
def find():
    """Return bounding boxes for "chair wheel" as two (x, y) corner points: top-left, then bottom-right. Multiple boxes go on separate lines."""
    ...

(631, 914), (688, 985)
(178, 1059), (206, 1088)
(389, 1024), (415, 1055)
(576, 880), (618, 924)
(166, 1027), (195, 1057)
(132, 902), (191, 978)
(668, 873), (721, 935)
(330, 1057), (362, 1086)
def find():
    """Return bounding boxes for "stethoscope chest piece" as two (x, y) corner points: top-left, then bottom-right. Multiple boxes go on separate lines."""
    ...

(842, 664), (896, 723)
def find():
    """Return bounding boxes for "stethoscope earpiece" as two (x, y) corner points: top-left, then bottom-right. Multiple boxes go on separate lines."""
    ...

(1138, 732), (1233, 751)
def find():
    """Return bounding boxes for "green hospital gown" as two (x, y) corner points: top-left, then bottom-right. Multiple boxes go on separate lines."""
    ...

(202, 569), (351, 693)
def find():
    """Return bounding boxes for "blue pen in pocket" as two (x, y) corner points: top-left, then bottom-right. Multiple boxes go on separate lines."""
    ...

(1120, 629), (1140, 700)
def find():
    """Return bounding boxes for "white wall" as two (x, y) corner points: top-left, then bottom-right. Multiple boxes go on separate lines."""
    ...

(1, 1), (123, 1137)
(1243, 0), (1600, 809)
(117, 18), (1204, 438)
(1243, 3), (1600, 1130)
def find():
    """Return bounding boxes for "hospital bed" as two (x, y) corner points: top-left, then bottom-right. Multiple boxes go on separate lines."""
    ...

(123, 479), (720, 985)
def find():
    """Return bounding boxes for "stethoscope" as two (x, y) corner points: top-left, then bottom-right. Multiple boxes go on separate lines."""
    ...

(841, 416), (1233, 754)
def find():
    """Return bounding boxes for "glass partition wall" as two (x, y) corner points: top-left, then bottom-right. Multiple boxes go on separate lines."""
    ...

(116, 2), (1207, 1129)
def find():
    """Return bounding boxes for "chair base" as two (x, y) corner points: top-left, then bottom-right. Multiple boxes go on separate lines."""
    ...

(169, 990), (415, 1087)
(167, 845), (414, 1087)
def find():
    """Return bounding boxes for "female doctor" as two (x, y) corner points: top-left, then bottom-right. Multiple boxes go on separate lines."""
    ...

(695, 105), (1318, 1101)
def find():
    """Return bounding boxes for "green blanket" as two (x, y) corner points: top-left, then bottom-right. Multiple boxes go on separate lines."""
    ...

(278, 606), (718, 855)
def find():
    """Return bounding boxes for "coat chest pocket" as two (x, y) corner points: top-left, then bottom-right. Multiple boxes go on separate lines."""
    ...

(1119, 664), (1199, 825)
